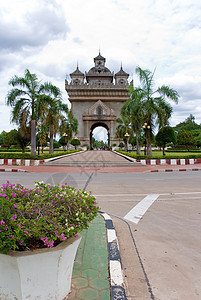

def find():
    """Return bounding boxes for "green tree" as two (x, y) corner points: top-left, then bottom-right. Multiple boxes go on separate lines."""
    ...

(155, 126), (176, 155)
(60, 111), (78, 150)
(6, 69), (60, 155)
(4, 129), (19, 147)
(134, 66), (179, 155)
(115, 110), (131, 152)
(174, 114), (201, 132)
(177, 130), (195, 149)
(36, 123), (48, 154)
(0, 131), (7, 145)
(70, 138), (80, 150)
(118, 142), (124, 149)
(39, 96), (67, 154)
(123, 88), (144, 154)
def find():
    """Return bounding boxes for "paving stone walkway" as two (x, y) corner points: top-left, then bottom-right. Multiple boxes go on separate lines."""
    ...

(67, 215), (110, 300)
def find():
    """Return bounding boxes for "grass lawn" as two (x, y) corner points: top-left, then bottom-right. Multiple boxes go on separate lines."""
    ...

(0, 149), (80, 160)
(117, 150), (201, 159)
(143, 150), (201, 158)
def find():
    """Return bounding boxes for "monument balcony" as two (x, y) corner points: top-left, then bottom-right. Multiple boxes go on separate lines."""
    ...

(65, 80), (129, 90)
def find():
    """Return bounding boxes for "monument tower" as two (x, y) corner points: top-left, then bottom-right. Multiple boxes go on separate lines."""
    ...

(65, 52), (130, 148)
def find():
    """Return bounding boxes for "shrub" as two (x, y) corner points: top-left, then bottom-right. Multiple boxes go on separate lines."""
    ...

(0, 149), (82, 160)
(0, 181), (99, 254)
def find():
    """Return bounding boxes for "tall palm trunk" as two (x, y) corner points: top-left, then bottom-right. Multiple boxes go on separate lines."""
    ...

(31, 120), (36, 155)
(136, 133), (141, 155)
(147, 143), (152, 156)
(49, 128), (54, 154)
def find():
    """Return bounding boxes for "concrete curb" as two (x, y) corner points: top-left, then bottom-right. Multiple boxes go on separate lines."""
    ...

(0, 159), (44, 166)
(150, 168), (201, 173)
(100, 212), (126, 300)
(137, 158), (201, 166)
(0, 168), (28, 172)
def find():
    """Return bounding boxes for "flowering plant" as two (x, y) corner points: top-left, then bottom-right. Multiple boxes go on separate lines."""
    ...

(0, 181), (99, 254)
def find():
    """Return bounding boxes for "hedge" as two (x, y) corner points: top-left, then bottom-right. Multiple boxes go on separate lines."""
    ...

(0, 149), (82, 160)
(115, 150), (201, 160)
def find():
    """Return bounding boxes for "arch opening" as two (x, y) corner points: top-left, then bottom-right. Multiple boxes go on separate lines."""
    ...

(90, 123), (110, 150)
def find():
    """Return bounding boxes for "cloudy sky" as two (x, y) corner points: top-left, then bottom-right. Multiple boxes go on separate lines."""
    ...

(1, 0), (201, 136)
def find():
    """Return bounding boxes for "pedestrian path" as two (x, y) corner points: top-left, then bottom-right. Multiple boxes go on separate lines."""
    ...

(44, 150), (140, 167)
(67, 215), (110, 300)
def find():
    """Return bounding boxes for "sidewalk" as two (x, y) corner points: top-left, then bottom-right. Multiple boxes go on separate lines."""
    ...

(1, 163), (201, 173)
(67, 215), (110, 300)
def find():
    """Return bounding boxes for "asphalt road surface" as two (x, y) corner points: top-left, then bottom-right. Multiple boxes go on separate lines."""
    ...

(1, 171), (201, 300)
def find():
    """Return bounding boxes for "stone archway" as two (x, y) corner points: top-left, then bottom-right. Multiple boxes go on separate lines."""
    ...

(90, 122), (110, 150)
(65, 52), (130, 148)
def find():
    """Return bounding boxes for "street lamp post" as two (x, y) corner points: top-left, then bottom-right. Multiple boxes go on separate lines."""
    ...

(124, 132), (130, 152)
(142, 123), (150, 155)
(62, 133), (68, 150)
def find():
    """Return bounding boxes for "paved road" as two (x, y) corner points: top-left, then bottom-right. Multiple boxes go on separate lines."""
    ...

(1, 171), (201, 300)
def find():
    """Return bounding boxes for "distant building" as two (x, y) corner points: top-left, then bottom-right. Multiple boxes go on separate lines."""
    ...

(65, 52), (130, 148)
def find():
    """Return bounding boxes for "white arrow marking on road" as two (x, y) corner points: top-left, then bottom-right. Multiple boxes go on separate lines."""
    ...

(124, 194), (160, 224)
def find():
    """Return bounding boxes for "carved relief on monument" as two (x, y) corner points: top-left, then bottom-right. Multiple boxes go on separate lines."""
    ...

(82, 100), (116, 121)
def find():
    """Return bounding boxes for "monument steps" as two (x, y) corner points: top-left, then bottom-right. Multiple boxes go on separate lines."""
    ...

(44, 161), (142, 167)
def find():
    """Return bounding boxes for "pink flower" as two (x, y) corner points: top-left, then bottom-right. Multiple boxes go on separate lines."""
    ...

(24, 231), (28, 234)
(10, 235), (14, 239)
(48, 240), (54, 248)
(19, 224), (22, 229)
(11, 214), (17, 220)
(5, 226), (8, 231)
(61, 199), (64, 202)
(19, 239), (24, 246)
(14, 204), (17, 208)
(1, 220), (5, 226)
(61, 233), (67, 241)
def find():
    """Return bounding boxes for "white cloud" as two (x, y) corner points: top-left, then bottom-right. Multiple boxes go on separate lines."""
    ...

(1, 0), (201, 133)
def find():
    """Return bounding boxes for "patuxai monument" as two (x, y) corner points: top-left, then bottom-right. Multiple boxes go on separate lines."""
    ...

(65, 52), (131, 148)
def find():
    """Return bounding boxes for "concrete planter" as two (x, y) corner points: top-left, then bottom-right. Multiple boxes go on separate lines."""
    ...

(0, 235), (81, 300)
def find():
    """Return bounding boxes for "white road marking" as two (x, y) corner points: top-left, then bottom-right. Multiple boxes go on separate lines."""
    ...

(124, 194), (160, 224)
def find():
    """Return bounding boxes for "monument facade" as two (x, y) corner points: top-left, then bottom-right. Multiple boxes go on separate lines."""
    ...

(65, 52), (130, 148)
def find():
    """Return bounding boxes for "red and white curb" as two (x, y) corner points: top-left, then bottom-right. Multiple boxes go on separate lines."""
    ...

(0, 168), (28, 172)
(0, 159), (44, 166)
(137, 158), (201, 165)
(100, 212), (126, 300)
(150, 168), (201, 172)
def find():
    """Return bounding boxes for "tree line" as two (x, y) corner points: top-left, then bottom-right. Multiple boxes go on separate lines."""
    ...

(115, 66), (180, 155)
(3, 67), (201, 156)
(5, 69), (78, 154)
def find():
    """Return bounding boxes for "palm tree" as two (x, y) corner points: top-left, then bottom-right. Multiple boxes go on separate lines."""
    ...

(123, 88), (144, 154)
(134, 66), (179, 155)
(40, 97), (68, 154)
(115, 111), (131, 152)
(60, 111), (78, 150)
(6, 69), (60, 155)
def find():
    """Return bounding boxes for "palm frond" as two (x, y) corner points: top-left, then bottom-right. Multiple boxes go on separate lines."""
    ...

(157, 85), (179, 103)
